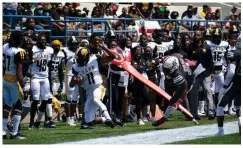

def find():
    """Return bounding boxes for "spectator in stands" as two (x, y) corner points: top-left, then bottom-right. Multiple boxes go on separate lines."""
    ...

(83, 7), (90, 17)
(117, 7), (135, 28)
(34, 5), (49, 30)
(211, 12), (216, 20)
(129, 6), (139, 18)
(181, 7), (194, 31)
(181, 4), (193, 19)
(225, 15), (237, 29)
(3, 2), (18, 29)
(50, 3), (66, 42)
(104, 7), (117, 26)
(63, 5), (70, 16)
(152, 7), (163, 19)
(227, 6), (238, 20)
(215, 9), (221, 20)
(17, 3), (33, 15)
(200, 5), (209, 19)
(168, 11), (180, 31)
(135, 3), (153, 18)
(192, 6), (204, 31)
(69, 7), (76, 17)
(22, 18), (39, 41)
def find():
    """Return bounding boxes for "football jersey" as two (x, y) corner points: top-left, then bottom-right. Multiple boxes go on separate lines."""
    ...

(49, 50), (66, 76)
(31, 45), (54, 78)
(72, 54), (103, 90)
(3, 43), (26, 75)
(207, 40), (228, 66)
(153, 41), (174, 58)
(62, 47), (77, 77)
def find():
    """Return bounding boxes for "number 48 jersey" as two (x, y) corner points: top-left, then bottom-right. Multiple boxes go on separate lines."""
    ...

(31, 45), (54, 78)
(206, 40), (229, 66)
(72, 54), (103, 90)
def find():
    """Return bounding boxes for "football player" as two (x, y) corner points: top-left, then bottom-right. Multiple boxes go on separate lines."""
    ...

(70, 42), (118, 129)
(31, 34), (55, 128)
(62, 36), (80, 126)
(216, 42), (241, 135)
(3, 31), (26, 139)
(152, 55), (188, 126)
(206, 28), (229, 109)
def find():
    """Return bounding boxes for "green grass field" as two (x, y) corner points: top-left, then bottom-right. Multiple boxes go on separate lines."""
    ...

(171, 133), (241, 144)
(3, 111), (239, 144)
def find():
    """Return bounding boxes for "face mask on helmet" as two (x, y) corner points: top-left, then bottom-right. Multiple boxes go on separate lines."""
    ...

(162, 56), (179, 75)
(212, 29), (222, 44)
(52, 40), (62, 52)
(76, 48), (90, 66)
(68, 36), (79, 52)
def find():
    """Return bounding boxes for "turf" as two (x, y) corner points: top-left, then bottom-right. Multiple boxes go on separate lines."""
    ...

(2, 111), (238, 144)
(171, 133), (241, 144)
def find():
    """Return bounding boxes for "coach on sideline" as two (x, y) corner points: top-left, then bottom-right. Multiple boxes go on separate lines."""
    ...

(189, 30), (215, 120)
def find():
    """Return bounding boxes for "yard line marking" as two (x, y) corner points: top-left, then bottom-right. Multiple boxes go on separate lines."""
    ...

(57, 121), (238, 144)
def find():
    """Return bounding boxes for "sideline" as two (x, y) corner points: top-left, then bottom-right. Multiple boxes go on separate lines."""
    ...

(57, 121), (238, 144)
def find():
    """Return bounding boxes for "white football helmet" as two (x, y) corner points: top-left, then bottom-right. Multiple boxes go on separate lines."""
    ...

(162, 56), (179, 74)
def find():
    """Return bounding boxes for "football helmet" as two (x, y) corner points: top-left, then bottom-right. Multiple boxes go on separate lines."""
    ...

(162, 56), (179, 74)
(76, 47), (90, 66)
(68, 36), (80, 52)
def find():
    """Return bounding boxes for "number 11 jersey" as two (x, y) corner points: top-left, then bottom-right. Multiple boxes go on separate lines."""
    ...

(31, 45), (54, 78)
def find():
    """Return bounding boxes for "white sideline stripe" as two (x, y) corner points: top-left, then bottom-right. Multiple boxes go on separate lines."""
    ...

(57, 121), (239, 144)
(218, 2), (241, 9)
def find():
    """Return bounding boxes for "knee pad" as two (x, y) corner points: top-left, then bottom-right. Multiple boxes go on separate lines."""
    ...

(39, 101), (47, 112)
(216, 106), (224, 116)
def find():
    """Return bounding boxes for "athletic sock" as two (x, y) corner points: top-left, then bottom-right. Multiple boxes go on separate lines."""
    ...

(12, 115), (21, 135)
(2, 118), (8, 135)
(46, 104), (52, 118)
(37, 111), (44, 122)
(164, 106), (176, 119)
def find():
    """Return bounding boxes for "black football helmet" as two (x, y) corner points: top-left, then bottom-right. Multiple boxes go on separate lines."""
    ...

(76, 47), (90, 66)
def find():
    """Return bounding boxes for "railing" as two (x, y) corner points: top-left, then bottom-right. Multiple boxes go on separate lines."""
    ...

(3, 15), (241, 46)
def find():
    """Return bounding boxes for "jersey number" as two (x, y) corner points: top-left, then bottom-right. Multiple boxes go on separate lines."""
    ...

(86, 72), (95, 85)
(214, 51), (222, 62)
(37, 59), (48, 72)
(51, 61), (59, 72)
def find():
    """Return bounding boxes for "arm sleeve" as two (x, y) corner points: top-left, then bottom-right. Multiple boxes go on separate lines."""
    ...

(170, 79), (188, 103)
(72, 66), (78, 75)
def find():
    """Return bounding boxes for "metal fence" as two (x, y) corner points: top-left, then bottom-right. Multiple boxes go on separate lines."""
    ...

(3, 15), (241, 46)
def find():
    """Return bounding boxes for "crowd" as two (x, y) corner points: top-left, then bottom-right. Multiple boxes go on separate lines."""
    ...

(2, 2), (241, 140)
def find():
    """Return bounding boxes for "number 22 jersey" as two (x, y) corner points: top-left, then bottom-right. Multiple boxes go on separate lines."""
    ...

(31, 45), (54, 78)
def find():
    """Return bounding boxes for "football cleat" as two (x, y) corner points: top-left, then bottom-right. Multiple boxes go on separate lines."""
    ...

(138, 119), (145, 125)
(208, 114), (215, 120)
(152, 117), (166, 126)
(105, 119), (115, 128)
(44, 121), (56, 128)
(34, 121), (41, 129)
(10, 133), (26, 140)
(28, 122), (34, 130)
(112, 117), (124, 127)
(80, 123), (93, 129)
(215, 130), (225, 136)
(6, 122), (13, 134)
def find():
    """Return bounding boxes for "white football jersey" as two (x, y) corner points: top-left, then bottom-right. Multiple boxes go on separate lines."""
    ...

(62, 47), (77, 76)
(72, 54), (103, 90)
(31, 45), (54, 78)
(50, 50), (66, 76)
(152, 41), (174, 58)
(3, 43), (25, 75)
(207, 40), (228, 66)
(131, 42), (156, 50)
